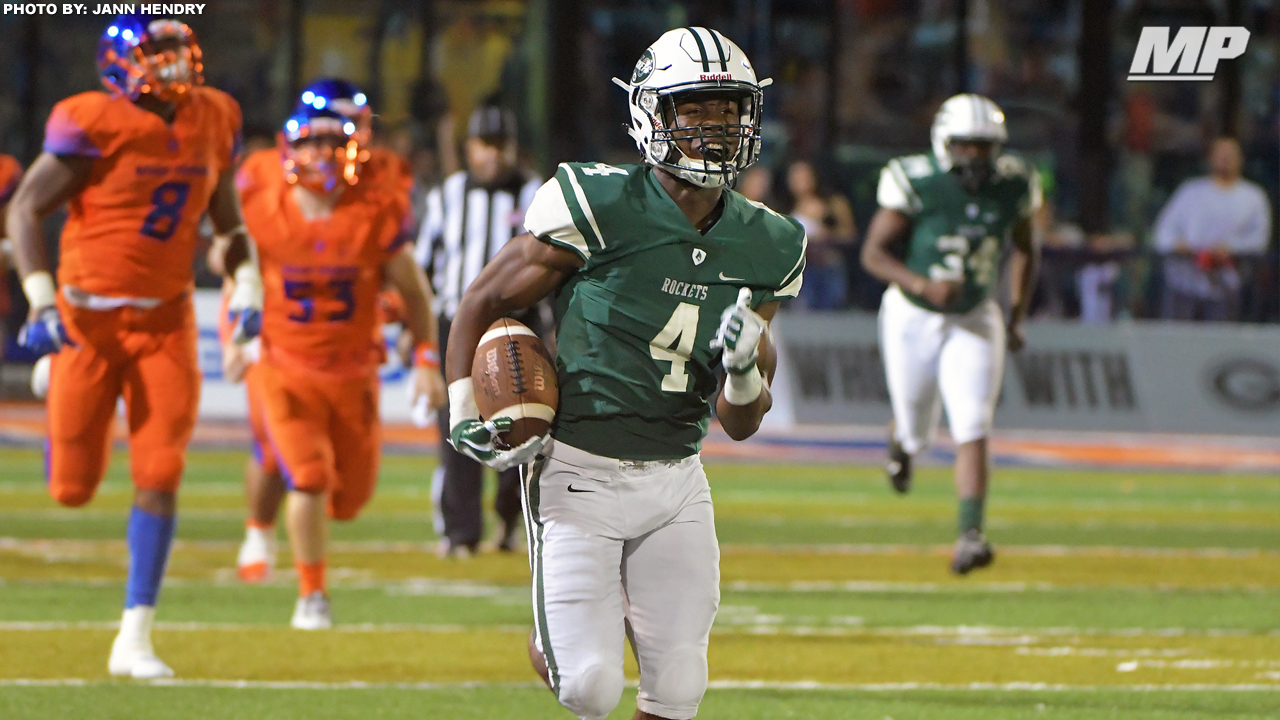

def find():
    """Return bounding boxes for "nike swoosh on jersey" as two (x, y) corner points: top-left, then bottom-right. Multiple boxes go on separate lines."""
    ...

(566, 484), (594, 493)
(718, 272), (746, 282)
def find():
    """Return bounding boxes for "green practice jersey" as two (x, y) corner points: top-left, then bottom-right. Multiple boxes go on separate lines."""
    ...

(523, 162), (806, 460)
(877, 153), (1041, 314)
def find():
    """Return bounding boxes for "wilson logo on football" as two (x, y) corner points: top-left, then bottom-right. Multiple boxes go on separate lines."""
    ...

(1128, 26), (1250, 81)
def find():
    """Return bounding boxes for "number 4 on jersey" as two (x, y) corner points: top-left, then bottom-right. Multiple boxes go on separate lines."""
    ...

(581, 163), (628, 177)
(650, 303), (700, 392)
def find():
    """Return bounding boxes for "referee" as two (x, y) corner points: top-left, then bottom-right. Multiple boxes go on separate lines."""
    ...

(415, 105), (548, 557)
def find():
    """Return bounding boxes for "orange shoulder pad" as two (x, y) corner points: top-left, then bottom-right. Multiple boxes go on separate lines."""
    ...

(44, 91), (127, 158)
(236, 147), (284, 196)
(191, 86), (244, 170)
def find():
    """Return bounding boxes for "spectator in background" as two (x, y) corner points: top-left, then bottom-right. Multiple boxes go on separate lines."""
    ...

(737, 165), (776, 207)
(784, 161), (856, 310)
(1154, 138), (1271, 321)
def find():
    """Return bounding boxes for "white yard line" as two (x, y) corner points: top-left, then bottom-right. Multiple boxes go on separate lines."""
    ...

(3, 536), (1275, 557)
(1, 620), (1274, 639)
(0, 678), (1276, 692)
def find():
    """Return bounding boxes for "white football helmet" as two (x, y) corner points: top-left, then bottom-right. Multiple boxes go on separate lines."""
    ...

(612, 27), (770, 188)
(930, 93), (1008, 171)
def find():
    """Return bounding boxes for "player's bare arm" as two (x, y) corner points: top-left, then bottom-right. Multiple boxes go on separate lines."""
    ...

(7, 153), (94, 308)
(206, 168), (263, 341)
(716, 300), (779, 440)
(206, 168), (252, 277)
(861, 207), (960, 309)
(384, 245), (448, 410)
(445, 232), (583, 383)
(1005, 216), (1040, 352)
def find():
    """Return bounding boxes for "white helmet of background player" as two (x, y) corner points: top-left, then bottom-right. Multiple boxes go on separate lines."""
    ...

(613, 27), (770, 188)
(931, 93), (1008, 180)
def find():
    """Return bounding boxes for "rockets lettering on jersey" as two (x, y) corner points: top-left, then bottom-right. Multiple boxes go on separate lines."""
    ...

(237, 146), (412, 376)
(45, 87), (242, 300)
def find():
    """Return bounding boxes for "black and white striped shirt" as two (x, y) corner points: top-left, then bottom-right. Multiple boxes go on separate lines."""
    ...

(415, 170), (542, 320)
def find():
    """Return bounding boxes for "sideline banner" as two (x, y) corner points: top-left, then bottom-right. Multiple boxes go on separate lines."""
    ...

(772, 312), (1280, 436)
(194, 289), (421, 423)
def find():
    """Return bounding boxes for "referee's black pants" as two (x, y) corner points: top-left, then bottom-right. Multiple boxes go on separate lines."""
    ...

(435, 315), (522, 549)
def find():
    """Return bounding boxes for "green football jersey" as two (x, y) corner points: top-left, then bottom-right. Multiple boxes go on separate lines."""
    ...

(877, 153), (1041, 314)
(523, 162), (806, 460)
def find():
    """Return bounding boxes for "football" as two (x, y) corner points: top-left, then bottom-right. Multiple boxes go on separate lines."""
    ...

(471, 318), (559, 448)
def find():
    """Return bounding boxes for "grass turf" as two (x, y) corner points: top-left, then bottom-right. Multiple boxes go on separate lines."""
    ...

(1, 447), (1276, 718)
(2, 686), (1279, 720)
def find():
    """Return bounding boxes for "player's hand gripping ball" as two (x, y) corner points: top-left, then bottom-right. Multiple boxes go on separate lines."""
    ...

(451, 318), (558, 470)
(711, 287), (764, 375)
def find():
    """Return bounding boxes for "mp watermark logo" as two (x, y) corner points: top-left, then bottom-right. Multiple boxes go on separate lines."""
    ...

(1128, 27), (1250, 81)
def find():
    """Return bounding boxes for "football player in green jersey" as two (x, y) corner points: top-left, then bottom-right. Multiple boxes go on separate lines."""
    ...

(860, 93), (1041, 575)
(443, 28), (805, 720)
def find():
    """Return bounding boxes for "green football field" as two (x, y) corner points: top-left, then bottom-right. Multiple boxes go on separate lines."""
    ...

(1, 448), (1277, 719)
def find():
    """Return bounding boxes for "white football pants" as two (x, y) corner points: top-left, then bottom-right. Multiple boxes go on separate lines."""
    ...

(521, 440), (720, 720)
(879, 285), (1005, 455)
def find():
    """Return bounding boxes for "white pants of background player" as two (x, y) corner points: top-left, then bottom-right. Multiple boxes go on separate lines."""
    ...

(521, 440), (719, 720)
(879, 285), (1005, 454)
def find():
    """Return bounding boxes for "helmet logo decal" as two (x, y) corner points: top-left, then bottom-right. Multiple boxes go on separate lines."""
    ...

(632, 49), (655, 84)
(692, 248), (707, 265)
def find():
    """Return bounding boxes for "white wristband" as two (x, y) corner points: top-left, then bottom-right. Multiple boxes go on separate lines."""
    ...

(448, 377), (479, 433)
(723, 366), (764, 406)
(22, 271), (57, 310)
(229, 256), (263, 311)
(214, 224), (247, 243)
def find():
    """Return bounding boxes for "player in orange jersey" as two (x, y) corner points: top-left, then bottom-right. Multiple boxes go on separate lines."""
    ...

(5, 14), (255, 679)
(0, 154), (23, 338)
(213, 79), (447, 628)
(220, 279), (410, 584)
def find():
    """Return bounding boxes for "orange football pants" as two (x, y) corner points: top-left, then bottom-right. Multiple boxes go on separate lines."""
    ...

(46, 294), (200, 506)
(243, 363), (279, 478)
(257, 358), (380, 521)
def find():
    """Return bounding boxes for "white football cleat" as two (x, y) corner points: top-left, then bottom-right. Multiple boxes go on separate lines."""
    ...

(108, 606), (174, 679)
(237, 525), (276, 583)
(291, 591), (332, 630)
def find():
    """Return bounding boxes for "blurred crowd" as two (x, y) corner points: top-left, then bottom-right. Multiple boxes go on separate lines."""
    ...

(0, 0), (1277, 356)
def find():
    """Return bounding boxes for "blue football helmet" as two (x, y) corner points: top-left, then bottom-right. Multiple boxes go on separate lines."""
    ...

(97, 14), (202, 102)
(282, 79), (373, 192)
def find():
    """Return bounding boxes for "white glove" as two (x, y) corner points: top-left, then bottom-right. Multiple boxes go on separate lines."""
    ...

(711, 287), (765, 374)
(447, 378), (549, 471)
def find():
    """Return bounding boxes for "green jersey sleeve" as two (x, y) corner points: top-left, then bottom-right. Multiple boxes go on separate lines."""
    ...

(735, 196), (807, 304)
(523, 163), (611, 263)
(994, 154), (1043, 219)
(876, 155), (933, 214)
